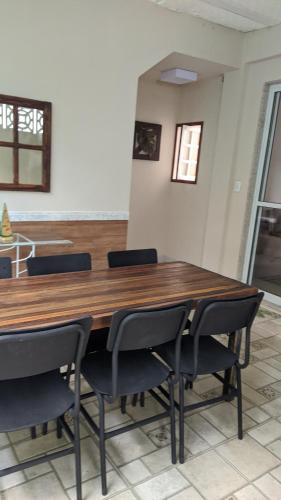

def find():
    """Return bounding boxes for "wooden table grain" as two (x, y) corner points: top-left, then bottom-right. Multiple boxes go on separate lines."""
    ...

(0, 261), (258, 331)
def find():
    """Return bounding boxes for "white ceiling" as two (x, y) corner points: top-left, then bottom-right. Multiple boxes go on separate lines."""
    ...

(141, 52), (233, 83)
(149, 0), (281, 32)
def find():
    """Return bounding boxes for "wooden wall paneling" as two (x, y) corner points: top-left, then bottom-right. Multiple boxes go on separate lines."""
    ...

(4, 220), (128, 275)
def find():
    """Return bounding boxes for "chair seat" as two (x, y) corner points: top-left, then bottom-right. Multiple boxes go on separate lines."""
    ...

(0, 370), (74, 432)
(81, 350), (170, 397)
(156, 335), (238, 376)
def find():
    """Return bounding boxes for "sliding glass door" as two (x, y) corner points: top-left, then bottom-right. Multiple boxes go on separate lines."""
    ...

(244, 84), (281, 305)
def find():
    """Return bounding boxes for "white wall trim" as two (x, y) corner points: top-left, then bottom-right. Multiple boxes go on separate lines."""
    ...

(9, 211), (129, 222)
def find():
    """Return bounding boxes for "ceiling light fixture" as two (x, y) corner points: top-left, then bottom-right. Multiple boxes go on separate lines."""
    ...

(160, 68), (198, 84)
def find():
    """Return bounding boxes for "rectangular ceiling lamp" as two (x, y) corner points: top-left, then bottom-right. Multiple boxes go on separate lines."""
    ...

(160, 68), (198, 84)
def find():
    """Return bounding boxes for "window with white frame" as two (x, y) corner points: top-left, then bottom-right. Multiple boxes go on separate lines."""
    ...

(171, 122), (203, 184)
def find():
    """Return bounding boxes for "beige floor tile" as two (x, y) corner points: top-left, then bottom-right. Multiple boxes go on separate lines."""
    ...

(264, 336), (281, 352)
(178, 449), (246, 500)
(245, 407), (270, 423)
(242, 384), (268, 406)
(253, 348), (279, 360)
(24, 461), (52, 480)
(67, 470), (126, 500)
(106, 429), (156, 466)
(267, 439), (281, 459)
(120, 459), (151, 484)
(2, 473), (68, 500)
(242, 366), (276, 389)
(254, 361), (281, 380)
(51, 437), (112, 488)
(271, 464), (281, 482)
(147, 425), (172, 448)
(193, 377), (221, 395)
(253, 321), (281, 338)
(217, 435), (280, 481)
(264, 358), (281, 373)
(254, 473), (281, 498)
(126, 397), (164, 422)
(233, 484), (267, 499)
(248, 419), (281, 445)
(201, 402), (255, 438)
(93, 408), (132, 430)
(0, 435), (9, 449)
(0, 448), (25, 491)
(261, 396), (281, 417)
(111, 492), (137, 500)
(142, 446), (175, 474)
(187, 414), (226, 445)
(183, 424), (210, 455)
(169, 486), (204, 499)
(14, 431), (68, 461)
(271, 380), (281, 392)
(133, 469), (188, 500)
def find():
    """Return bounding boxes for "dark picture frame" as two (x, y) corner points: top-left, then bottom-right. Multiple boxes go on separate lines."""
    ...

(133, 121), (162, 161)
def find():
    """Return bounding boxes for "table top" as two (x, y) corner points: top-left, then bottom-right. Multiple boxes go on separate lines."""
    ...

(0, 232), (72, 247)
(0, 261), (258, 331)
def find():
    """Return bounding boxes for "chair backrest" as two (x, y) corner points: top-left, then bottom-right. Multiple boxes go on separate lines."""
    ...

(0, 257), (12, 279)
(107, 301), (192, 398)
(26, 253), (92, 276)
(0, 316), (92, 381)
(188, 293), (264, 378)
(108, 248), (157, 268)
(189, 293), (264, 338)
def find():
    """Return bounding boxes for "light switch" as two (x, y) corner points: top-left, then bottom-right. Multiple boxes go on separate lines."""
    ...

(234, 181), (241, 192)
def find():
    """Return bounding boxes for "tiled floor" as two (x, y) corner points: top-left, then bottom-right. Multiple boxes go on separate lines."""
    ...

(1, 305), (281, 500)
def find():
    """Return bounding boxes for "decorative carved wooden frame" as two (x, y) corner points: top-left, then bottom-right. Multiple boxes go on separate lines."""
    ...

(0, 94), (51, 192)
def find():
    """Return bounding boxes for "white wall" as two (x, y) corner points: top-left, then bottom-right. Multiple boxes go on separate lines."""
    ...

(128, 22), (281, 281)
(127, 80), (181, 256)
(128, 76), (223, 265)
(166, 77), (223, 265)
(0, 0), (242, 215)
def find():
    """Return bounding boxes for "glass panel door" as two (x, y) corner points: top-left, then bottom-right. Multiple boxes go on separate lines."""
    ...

(245, 84), (281, 304)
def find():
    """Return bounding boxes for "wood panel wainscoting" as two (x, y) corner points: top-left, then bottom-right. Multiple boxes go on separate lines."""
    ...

(6, 220), (128, 274)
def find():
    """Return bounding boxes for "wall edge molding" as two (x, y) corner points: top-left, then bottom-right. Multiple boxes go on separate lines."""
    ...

(9, 211), (129, 222)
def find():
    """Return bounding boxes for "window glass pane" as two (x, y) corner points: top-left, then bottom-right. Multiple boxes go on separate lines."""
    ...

(0, 147), (14, 183)
(0, 104), (14, 141)
(264, 96), (281, 203)
(176, 124), (201, 182)
(252, 207), (281, 296)
(18, 107), (43, 145)
(19, 149), (43, 185)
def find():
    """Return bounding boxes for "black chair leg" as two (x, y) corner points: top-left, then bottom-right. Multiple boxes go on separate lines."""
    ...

(56, 418), (63, 439)
(132, 393), (138, 406)
(30, 426), (36, 439)
(236, 365), (243, 440)
(168, 377), (176, 464)
(140, 392), (145, 407)
(179, 375), (185, 464)
(120, 396), (127, 414)
(42, 422), (48, 435)
(73, 411), (82, 500)
(97, 393), (107, 495)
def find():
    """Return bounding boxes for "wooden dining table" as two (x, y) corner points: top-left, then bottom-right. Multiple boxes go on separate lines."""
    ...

(0, 261), (258, 332)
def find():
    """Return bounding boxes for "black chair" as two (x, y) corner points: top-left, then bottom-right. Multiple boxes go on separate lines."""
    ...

(108, 248), (158, 268)
(156, 293), (264, 463)
(0, 257), (12, 278)
(80, 302), (192, 495)
(0, 316), (91, 500)
(27, 252), (108, 353)
(108, 248), (191, 408)
(26, 252), (92, 276)
(26, 252), (108, 437)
